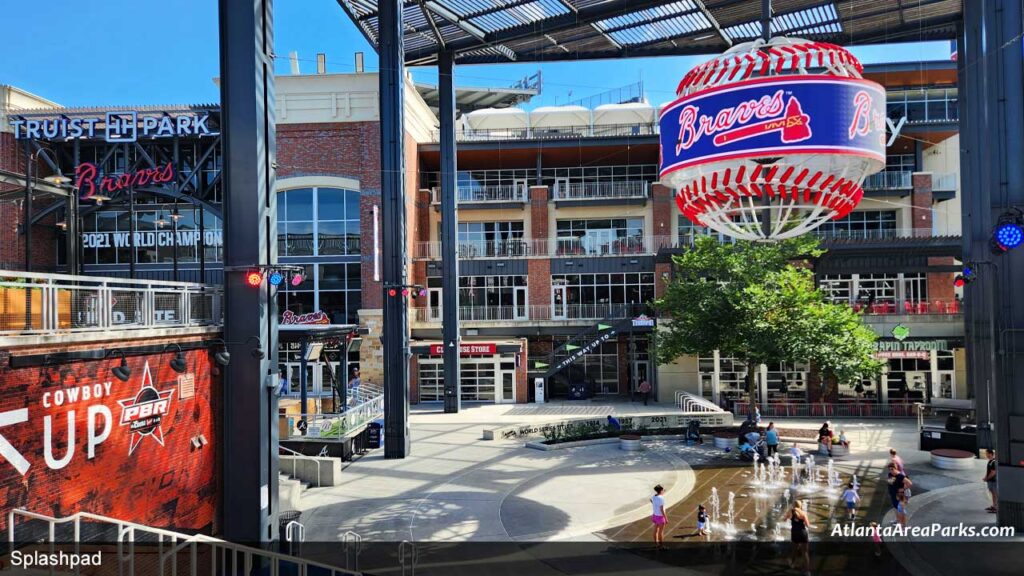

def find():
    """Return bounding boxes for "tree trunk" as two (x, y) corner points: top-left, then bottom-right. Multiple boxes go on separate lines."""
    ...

(747, 360), (758, 417)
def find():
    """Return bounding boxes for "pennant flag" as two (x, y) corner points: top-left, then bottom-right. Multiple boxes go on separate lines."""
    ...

(535, 361), (549, 369)
(565, 344), (580, 351)
(597, 323), (611, 331)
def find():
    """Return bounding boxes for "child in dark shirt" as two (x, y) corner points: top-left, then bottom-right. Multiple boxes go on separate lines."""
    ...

(697, 504), (709, 536)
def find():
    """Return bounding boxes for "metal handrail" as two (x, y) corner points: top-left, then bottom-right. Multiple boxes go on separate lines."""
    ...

(281, 395), (384, 441)
(554, 180), (649, 200)
(279, 444), (323, 488)
(862, 170), (912, 190)
(0, 269), (221, 335)
(676, 391), (725, 413)
(8, 508), (359, 576)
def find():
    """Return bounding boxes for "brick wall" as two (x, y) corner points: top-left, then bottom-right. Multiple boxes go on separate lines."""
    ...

(0, 346), (220, 532)
(655, 262), (671, 298)
(276, 122), (381, 187)
(911, 172), (933, 233)
(529, 186), (549, 240)
(515, 340), (529, 402)
(527, 259), (551, 308)
(651, 183), (674, 239)
(0, 132), (59, 271)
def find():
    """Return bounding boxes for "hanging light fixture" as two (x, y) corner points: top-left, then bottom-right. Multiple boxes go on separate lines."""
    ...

(170, 202), (181, 222)
(109, 349), (132, 381)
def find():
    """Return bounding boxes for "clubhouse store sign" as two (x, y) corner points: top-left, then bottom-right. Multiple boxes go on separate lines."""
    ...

(82, 229), (224, 251)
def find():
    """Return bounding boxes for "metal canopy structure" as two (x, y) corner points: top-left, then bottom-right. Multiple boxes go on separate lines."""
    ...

(337, 0), (961, 66)
(415, 81), (539, 113)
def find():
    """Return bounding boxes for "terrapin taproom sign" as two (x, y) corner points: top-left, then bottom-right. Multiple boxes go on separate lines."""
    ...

(10, 111), (216, 142)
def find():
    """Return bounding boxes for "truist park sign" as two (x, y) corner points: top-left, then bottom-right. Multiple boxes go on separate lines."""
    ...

(10, 111), (217, 143)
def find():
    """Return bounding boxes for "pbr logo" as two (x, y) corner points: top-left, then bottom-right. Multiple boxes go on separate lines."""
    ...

(118, 362), (175, 455)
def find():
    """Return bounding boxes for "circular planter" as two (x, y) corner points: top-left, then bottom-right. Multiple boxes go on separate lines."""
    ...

(713, 434), (734, 449)
(930, 448), (975, 470)
(830, 445), (849, 457)
(620, 435), (642, 451)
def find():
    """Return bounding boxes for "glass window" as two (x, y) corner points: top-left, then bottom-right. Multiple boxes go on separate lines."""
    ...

(550, 272), (653, 319)
(277, 187), (360, 256)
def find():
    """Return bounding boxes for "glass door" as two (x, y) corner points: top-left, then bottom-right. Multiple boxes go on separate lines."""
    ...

(513, 178), (529, 202)
(428, 288), (442, 321)
(513, 286), (528, 320)
(497, 366), (516, 403)
(552, 286), (567, 320)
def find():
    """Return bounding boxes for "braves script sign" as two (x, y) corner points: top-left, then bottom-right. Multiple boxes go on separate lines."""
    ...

(659, 76), (886, 177)
(76, 161), (175, 202)
(281, 310), (330, 325)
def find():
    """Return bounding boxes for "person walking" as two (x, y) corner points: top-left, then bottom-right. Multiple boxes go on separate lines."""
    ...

(886, 462), (912, 517)
(842, 482), (861, 520)
(765, 422), (779, 457)
(984, 449), (998, 513)
(783, 500), (813, 576)
(651, 484), (668, 550)
(638, 378), (652, 406)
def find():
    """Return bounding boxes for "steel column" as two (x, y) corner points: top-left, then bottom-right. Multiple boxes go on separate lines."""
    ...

(960, 0), (1024, 530)
(439, 49), (461, 413)
(218, 0), (278, 542)
(23, 141), (32, 272)
(379, 0), (411, 458)
(759, 0), (773, 238)
(300, 339), (309, 421)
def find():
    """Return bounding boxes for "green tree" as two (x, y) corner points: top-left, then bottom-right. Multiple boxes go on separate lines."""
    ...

(654, 236), (882, 413)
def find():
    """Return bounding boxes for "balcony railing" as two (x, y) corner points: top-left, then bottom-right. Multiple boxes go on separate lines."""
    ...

(412, 303), (650, 323)
(554, 180), (649, 201)
(863, 170), (912, 190)
(434, 122), (660, 142)
(812, 228), (936, 241)
(413, 235), (682, 260)
(432, 184), (528, 204)
(0, 270), (222, 336)
(850, 299), (962, 316)
(933, 172), (959, 192)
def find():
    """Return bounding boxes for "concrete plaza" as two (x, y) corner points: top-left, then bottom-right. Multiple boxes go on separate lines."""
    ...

(291, 400), (1016, 575)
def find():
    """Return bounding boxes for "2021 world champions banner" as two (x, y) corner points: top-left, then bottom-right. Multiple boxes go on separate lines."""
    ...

(659, 76), (887, 178)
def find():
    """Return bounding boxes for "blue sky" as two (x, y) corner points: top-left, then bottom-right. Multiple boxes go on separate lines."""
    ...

(1, 1), (952, 110)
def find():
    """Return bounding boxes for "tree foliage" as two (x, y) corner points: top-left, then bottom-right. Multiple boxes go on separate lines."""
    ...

(654, 236), (882, 408)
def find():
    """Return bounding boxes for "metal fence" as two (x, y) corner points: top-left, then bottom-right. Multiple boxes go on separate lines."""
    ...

(412, 303), (650, 324)
(437, 122), (659, 142)
(731, 402), (920, 419)
(0, 270), (222, 335)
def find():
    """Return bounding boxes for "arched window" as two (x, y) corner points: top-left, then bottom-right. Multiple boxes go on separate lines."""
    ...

(277, 184), (360, 256)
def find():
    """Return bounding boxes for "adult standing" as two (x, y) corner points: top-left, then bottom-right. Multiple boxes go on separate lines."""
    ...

(650, 484), (668, 550)
(638, 378), (652, 406)
(818, 421), (833, 457)
(886, 462), (913, 513)
(984, 449), (998, 513)
(765, 422), (780, 457)
(348, 367), (361, 406)
(276, 368), (289, 396)
(889, 448), (905, 475)
(783, 500), (813, 575)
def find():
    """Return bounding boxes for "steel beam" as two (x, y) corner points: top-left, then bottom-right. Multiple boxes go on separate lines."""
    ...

(218, 0), (279, 542)
(960, 0), (1024, 530)
(379, 0), (411, 458)
(439, 49), (461, 413)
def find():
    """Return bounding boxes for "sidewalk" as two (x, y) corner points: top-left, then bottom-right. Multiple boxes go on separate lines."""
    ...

(882, 483), (1023, 576)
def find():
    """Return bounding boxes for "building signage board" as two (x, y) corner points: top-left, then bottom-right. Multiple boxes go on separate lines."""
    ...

(632, 315), (655, 328)
(10, 111), (217, 142)
(659, 76), (886, 178)
(429, 343), (497, 356)
(81, 230), (224, 249)
(874, 339), (949, 360)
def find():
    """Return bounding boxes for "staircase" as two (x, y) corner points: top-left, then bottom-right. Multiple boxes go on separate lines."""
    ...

(531, 316), (638, 380)
(279, 471), (310, 512)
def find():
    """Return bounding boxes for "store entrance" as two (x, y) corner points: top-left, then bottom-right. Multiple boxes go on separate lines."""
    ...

(282, 362), (337, 399)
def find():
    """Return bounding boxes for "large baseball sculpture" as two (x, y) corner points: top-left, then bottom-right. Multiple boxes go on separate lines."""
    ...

(660, 38), (886, 241)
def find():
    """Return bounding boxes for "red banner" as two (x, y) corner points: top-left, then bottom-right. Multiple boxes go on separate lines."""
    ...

(429, 343), (497, 356)
(0, 350), (219, 531)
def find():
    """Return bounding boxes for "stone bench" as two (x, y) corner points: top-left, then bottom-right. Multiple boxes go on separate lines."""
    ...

(930, 448), (975, 470)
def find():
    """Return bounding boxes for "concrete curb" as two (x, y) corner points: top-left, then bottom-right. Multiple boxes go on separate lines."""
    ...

(525, 433), (691, 451)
